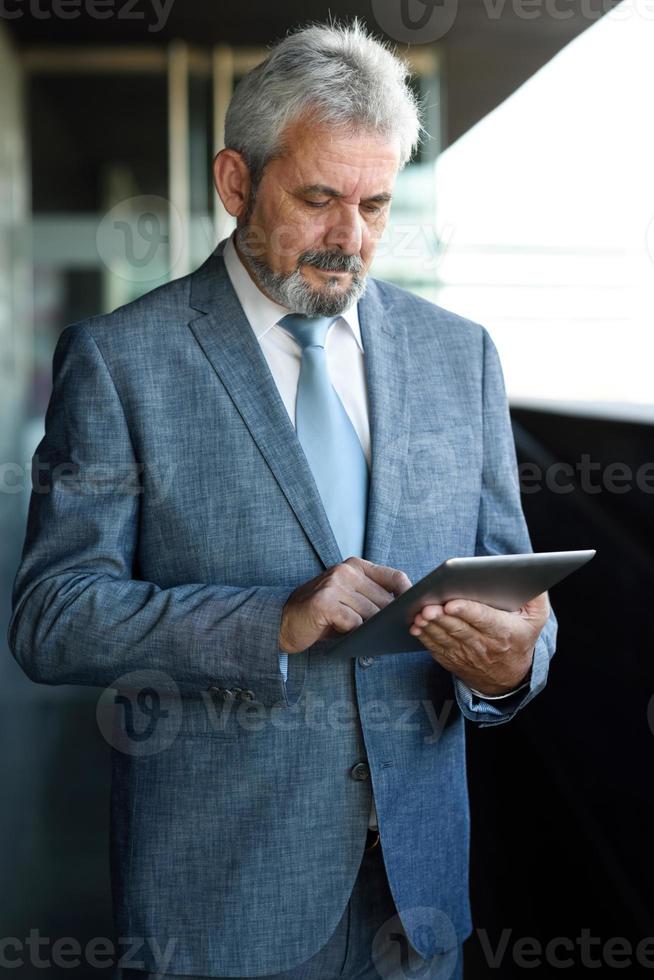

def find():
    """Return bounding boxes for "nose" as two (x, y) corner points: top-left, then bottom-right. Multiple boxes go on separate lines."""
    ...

(324, 204), (364, 256)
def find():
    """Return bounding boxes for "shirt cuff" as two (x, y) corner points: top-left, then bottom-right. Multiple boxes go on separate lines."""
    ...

(468, 679), (531, 699)
(454, 648), (536, 715)
(278, 650), (289, 682)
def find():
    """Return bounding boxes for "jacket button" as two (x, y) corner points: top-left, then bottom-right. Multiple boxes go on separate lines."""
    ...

(223, 689), (237, 700)
(240, 689), (255, 701)
(350, 762), (370, 781)
(358, 656), (375, 668)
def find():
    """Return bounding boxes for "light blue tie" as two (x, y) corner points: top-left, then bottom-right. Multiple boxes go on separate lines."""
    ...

(279, 313), (368, 680)
(280, 313), (369, 558)
(278, 313), (370, 678)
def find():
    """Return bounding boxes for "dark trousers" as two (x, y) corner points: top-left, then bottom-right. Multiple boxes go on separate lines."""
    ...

(121, 830), (463, 980)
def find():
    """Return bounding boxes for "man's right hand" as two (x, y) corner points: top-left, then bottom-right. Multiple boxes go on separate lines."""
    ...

(278, 557), (412, 654)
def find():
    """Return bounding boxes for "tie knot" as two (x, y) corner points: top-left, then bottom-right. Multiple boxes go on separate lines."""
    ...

(279, 314), (336, 350)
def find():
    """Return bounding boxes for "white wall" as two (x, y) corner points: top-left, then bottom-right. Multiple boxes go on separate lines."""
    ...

(432, 0), (654, 418)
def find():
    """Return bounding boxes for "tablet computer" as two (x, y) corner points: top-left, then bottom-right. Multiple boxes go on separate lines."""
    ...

(323, 549), (595, 660)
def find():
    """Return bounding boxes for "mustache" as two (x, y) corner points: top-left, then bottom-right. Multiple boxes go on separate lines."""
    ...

(298, 249), (364, 275)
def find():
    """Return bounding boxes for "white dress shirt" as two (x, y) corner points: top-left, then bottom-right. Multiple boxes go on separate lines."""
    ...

(222, 233), (530, 832)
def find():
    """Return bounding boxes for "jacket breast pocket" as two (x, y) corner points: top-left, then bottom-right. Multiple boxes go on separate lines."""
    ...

(102, 690), (241, 758)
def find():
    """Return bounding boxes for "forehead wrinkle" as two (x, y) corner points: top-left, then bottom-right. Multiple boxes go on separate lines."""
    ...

(278, 126), (398, 188)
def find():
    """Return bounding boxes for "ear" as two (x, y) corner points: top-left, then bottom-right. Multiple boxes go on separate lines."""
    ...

(213, 149), (251, 219)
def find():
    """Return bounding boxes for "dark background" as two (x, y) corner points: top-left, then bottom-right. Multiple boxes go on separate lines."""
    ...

(466, 409), (654, 976)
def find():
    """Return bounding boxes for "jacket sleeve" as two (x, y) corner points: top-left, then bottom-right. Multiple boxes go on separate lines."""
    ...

(453, 326), (558, 727)
(7, 321), (307, 707)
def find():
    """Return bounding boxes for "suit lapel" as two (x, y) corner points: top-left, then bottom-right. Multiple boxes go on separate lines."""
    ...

(188, 245), (342, 568)
(358, 281), (411, 567)
(186, 243), (410, 572)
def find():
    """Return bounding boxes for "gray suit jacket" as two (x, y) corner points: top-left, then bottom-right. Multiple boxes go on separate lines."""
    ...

(8, 240), (557, 976)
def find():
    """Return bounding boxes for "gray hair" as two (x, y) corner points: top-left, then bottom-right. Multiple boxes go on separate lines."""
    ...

(224, 19), (423, 184)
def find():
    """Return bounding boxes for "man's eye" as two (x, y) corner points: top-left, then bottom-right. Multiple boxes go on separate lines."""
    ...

(305, 200), (329, 209)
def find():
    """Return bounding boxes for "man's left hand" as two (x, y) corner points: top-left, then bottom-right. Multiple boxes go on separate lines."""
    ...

(409, 592), (550, 696)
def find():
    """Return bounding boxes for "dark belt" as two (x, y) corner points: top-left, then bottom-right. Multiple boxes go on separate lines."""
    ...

(365, 828), (380, 852)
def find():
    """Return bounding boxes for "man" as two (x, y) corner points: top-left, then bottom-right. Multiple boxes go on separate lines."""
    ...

(9, 20), (556, 980)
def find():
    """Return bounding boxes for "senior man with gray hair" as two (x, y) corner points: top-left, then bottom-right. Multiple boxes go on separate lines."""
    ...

(9, 18), (556, 980)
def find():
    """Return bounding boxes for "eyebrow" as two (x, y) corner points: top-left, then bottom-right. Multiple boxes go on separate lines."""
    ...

(298, 184), (393, 205)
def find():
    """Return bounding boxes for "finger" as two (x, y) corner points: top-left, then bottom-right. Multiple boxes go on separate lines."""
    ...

(412, 604), (443, 628)
(441, 598), (510, 633)
(415, 603), (443, 626)
(421, 611), (483, 645)
(354, 576), (399, 611)
(360, 560), (413, 597)
(412, 605), (484, 641)
(340, 559), (396, 610)
(331, 581), (389, 621)
(410, 618), (461, 649)
(326, 602), (364, 635)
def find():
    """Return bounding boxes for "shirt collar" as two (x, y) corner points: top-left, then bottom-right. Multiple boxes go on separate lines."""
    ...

(223, 233), (364, 352)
